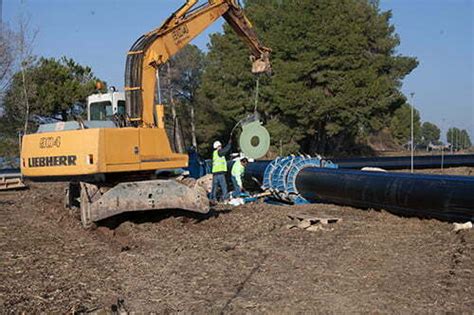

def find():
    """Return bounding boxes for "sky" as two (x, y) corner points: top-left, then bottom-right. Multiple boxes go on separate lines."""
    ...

(3, 0), (473, 141)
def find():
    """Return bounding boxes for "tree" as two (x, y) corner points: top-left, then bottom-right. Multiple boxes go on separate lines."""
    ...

(2, 57), (105, 135)
(447, 127), (472, 150)
(0, 23), (18, 93)
(161, 44), (206, 151)
(164, 62), (185, 153)
(0, 13), (38, 162)
(195, 0), (418, 155)
(459, 129), (472, 149)
(447, 127), (459, 151)
(420, 121), (441, 146)
(389, 103), (421, 146)
(1, 14), (37, 110)
(17, 14), (39, 134)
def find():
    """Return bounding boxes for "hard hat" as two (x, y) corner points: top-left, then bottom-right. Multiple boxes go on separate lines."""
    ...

(213, 141), (222, 149)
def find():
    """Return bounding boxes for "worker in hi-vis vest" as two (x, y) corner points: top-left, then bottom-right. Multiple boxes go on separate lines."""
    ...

(231, 157), (248, 198)
(210, 140), (232, 203)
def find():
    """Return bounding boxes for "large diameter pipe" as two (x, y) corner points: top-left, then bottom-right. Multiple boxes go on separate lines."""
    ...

(245, 161), (269, 182)
(296, 168), (474, 222)
(245, 154), (474, 174)
(332, 154), (474, 170)
(0, 168), (22, 176)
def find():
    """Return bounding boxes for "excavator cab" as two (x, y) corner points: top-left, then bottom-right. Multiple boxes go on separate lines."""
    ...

(87, 90), (126, 121)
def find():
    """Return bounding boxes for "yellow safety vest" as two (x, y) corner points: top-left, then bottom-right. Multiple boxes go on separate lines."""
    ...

(212, 149), (227, 173)
(231, 161), (245, 187)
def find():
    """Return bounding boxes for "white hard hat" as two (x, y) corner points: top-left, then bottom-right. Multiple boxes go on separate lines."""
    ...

(213, 141), (222, 149)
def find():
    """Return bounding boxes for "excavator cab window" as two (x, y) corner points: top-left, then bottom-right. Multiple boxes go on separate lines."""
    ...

(117, 100), (126, 115)
(90, 101), (113, 120)
(87, 92), (126, 121)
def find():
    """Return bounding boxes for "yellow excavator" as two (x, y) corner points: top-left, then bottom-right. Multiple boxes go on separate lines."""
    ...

(20, 0), (271, 227)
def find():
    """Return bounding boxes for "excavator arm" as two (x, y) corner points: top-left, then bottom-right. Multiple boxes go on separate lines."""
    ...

(125, 0), (271, 127)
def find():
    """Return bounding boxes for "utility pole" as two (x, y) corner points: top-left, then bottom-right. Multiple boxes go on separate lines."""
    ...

(441, 143), (444, 171)
(410, 92), (415, 173)
(441, 118), (445, 171)
(0, 0), (3, 34)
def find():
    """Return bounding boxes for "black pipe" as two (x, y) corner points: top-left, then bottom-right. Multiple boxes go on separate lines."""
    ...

(296, 168), (474, 222)
(332, 154), (474, 170)
(245, 158), (474, 221)
(245, 161), (268, 182)
(246, 154), (474, 174)
(0, 168), (21, 175)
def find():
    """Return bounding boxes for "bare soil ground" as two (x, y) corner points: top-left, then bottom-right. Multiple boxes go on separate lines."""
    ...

(1, 168), (473, 313)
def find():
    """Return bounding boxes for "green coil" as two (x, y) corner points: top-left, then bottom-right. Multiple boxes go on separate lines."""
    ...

(239, 121), (270, 159)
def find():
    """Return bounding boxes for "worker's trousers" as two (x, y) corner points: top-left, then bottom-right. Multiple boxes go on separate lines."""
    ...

(211, 173), (228, 202)
(231, 176), (242, 198)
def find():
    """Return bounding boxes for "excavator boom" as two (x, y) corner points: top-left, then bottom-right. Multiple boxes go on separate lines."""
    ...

(125, 0), (271, 126)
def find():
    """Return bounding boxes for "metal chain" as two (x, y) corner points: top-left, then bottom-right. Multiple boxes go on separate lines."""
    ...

(254, 76), (260, 113)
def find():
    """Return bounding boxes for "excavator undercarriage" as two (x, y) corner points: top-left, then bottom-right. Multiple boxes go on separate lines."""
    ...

(66, 178), (209, 228)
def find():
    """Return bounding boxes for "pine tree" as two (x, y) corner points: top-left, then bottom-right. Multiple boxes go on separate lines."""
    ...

(420, 122), (441, 146)
(196, 0), (418, 156)
(447, 127), (472, 150)
(2, 57), (103, 134)
(160, 45), (205, 150)
(389, 103), (421, 145)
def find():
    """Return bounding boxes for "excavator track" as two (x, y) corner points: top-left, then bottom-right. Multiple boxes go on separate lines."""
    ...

(67, 179), (209, 228)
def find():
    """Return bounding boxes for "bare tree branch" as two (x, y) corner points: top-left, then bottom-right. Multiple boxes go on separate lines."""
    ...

(0, 23), (18, 95)
(15, 9), (38, 134)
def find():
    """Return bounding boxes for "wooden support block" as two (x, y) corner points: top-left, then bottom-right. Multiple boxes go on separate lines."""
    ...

(0, 175), (26, 191)
(287, 211), (342, 225)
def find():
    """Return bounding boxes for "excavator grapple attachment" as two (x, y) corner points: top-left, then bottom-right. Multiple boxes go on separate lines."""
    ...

(251, 53), (272, 74)
(78, 179), (209, 228)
